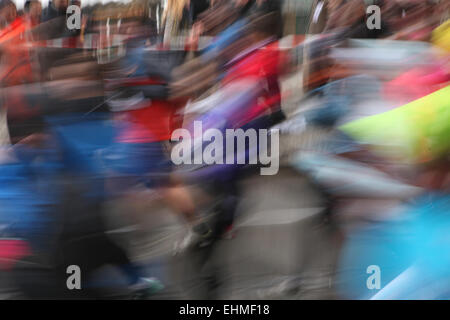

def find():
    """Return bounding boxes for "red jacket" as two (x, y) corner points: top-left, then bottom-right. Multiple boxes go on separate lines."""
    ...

(119, 100), (184, 143)
(222, 40), (285, 126)
(1, 17), (37, 121)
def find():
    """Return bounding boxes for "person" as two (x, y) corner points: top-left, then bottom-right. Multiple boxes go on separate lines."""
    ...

(382, 0), (444, 41)
(15, 50), (165, 298)
(188, 0), (249, 43)
(169, 13), (288, 298)
(23, 0), (41, 27)
(39, 0), (75, 39)
(0, 0), (17, 28)
(206, 12), (286, 240)
(302, 0), (390, 93)
(103, 24), (212, 254)
(0, 0), (42, 145)
(161, 0), (193, 46)
(221, 13), (286, 127)
(41, 0), (67, 22)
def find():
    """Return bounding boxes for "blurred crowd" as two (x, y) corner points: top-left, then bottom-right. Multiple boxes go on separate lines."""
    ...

(0, 0), (449, 299)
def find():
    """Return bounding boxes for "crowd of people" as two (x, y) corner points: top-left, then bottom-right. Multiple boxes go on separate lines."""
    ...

(0, 0), (448, 299)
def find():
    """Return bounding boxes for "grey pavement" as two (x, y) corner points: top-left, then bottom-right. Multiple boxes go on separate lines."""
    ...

(103, 167), (342, 300)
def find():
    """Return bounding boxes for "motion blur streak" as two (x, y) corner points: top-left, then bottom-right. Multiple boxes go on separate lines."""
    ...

(0, 0), (448, 300)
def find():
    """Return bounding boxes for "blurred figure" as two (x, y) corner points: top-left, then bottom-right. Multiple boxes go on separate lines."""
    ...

(0, 0), (42, 144)
(0, 0), (448, 301)
(103, 18), (211, 254)
(23, 0), (42, 27)
(39, 0), (73, 39)
(324, 0), (367, 34)
(221, 12), (286, 126)
(302, 0), (390, 93)
(381, 0), (442, 41)
(306, 0), (368, 36)
(170, 13), (287, 298)
(162, 0), (192, 45)
(188, 0), (252, 41)
(42, 0), (68, 22)
(0, 0), (16, 28)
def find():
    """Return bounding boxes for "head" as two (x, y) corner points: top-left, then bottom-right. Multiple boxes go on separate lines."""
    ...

(163, 0), (189, 23)
(70, 0), (80, 7)
(0, 0), (17, 26)
(246, 12), (279, 43)
(24, 0), (42, 21)
(53, 0), (68, 11)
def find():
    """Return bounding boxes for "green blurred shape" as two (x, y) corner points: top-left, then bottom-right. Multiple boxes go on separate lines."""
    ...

(340, 86), (450, 163)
